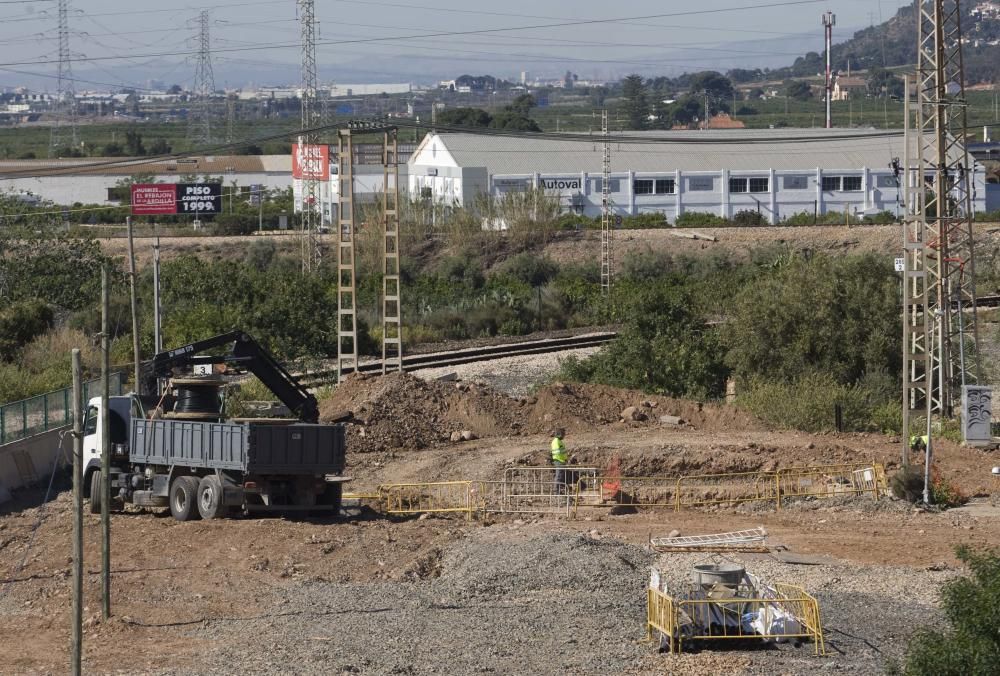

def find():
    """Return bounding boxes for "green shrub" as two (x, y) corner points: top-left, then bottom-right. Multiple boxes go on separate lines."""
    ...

(891, 465), (925, 503)
(738, 371), (893, 433)
(732, 209), (765, 226)
(675, 211), (729, 227)
(891, 546), (1000, 675)
(494, 253), (558, 287)
(0, 299), (54, 361)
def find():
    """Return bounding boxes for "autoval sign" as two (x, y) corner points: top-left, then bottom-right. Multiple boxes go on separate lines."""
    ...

(130, 184), (176, 215)
(292, 143), (330, 180)
(541, 178), (581, 191)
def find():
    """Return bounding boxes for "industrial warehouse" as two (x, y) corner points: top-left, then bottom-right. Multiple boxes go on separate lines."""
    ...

(407, 128), (993, 223)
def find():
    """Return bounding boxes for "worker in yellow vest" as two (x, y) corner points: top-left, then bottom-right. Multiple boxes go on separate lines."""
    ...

(910, 435), (928, 453)
(551, 428), (568, 493)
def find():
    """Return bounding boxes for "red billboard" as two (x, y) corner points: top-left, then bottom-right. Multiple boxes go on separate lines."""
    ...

(292, 143), (330, 180)
(130, 184), (177, 215)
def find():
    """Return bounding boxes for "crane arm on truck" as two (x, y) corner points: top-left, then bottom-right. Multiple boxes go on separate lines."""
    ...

(140, 330), (320, 423)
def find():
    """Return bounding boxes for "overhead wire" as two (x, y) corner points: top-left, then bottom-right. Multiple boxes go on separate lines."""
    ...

(0, 0), (831, 68)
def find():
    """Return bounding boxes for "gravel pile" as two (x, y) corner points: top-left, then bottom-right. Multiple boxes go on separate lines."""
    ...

(191, 529), (655, 674)
(413, 347), (600, 397)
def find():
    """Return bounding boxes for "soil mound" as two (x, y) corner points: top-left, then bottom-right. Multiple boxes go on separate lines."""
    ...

(319, 373), (765, 454)
(319, 371), (525, 453)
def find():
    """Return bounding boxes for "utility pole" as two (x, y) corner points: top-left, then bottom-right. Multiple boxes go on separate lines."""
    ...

(49, 0), (77, 156)
(126, 217), (141, 389)
(382, 127), (402, 374)
(823, 11), (836, 129)
(100, 267), (111, 620)
(187, 10), (215, 145)
(600, 109), (613, 294)
(902, 0), (982, 502)
(337, 127), (358, 381)
(70, 348), (82, 676)
(298, 0), (322, 273)
(153, 238), (162, 353)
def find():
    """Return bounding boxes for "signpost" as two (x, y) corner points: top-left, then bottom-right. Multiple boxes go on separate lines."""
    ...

(130, 183), (221, 217)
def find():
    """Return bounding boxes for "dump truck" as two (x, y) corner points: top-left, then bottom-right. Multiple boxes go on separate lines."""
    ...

(81, 331), (346, 521)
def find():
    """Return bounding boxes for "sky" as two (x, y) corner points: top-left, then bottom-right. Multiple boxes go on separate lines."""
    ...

(0, 0), (913, 91)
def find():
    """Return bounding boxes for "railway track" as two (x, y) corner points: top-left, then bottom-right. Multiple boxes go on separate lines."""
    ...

(298, 332), (617, 388)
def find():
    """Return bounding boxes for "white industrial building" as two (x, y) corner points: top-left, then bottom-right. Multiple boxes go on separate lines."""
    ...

(408, 129), (990, 224)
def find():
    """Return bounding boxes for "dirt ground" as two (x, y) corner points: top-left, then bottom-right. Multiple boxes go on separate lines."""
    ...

(2, 374), (999, 674)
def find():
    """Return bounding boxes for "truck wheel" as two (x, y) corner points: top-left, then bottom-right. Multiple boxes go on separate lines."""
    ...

(197, 475), (228, 520)
(169, 476), (202, 522)
(88, 471), (102, 515)
(317, 483), (343, 517)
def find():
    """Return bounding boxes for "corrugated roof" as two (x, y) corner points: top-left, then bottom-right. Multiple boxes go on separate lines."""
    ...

(413, 129), (945, 174)
(0, 155), (281, 179)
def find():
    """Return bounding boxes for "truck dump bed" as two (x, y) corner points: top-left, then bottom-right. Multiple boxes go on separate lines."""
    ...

(130, 419), (346, 475)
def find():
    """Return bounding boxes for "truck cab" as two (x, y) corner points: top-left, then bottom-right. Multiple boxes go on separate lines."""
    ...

(81, 395), (136, 505)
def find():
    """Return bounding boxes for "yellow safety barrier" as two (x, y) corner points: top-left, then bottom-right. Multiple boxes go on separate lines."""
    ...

(776, 463), (887, 505)
(369, 463), (887, 518)
(674, 471), (780, 511)
(647, 583), (825, 656)
(379, 481), (474, 515)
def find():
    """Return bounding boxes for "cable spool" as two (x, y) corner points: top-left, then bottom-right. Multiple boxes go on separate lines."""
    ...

(167, 377), (225, 420)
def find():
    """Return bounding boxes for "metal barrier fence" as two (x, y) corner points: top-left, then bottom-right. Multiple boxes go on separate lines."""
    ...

(379, 481), (474, 515)
(0, 373), (125, 446)
(647, 583), (825, 656)
(674, 470), (779, 510)
(369, 463), (888, 519)
(502, 466), (599, 515)
(775, 463), (886, 505)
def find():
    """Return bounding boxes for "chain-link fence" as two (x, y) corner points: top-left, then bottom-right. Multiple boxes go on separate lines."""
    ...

(0, 373), (125, 446)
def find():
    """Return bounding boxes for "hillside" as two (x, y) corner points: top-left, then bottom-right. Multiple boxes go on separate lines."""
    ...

(772, 2), (1000, 84)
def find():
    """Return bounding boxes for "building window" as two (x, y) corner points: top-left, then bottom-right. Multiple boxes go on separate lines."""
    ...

(877, 175), (898, 188)
(655, 178), (676, 194)
(842, 176), (863, 192)
(634, 179), (654, 195)
(822, 176), (842, 191)
(688, 177), (714, 191)
(729, 177), (748, 193)
(783, 175), (809, 190)
(748, 177), (769, 193)
(593, 178), (621, 192)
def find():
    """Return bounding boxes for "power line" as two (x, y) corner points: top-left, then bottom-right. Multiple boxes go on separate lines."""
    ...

(0, 0), (830, 69)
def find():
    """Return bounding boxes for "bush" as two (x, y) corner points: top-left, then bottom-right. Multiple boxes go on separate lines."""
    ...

(737, 371), (892, 433)
(494, 253), (558, 287)
(0, 299), (54, 361)
(210, 214), (257, 236)
(675, 211), (729, 227)
(732, 209), (765, 226)
(891, 546), (1000, 675)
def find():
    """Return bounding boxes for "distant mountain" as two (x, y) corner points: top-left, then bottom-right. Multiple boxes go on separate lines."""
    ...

(771, 3), (1000, 84)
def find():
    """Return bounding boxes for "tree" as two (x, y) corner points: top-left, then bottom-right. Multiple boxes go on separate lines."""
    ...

(508, 93), (536, 116)
(723, 253), (901, 386)
(435, 107), (492, 128)
(124, 130), (145, 156)
(866, 67), (904, 98)
(663, 96), (703, 127)
(621, 74), (650, 130)
(489, 111), (541, 132)
(148, 138), (171, 155)
(894, 546), (1000, 675)
(688, 71), (734, 101)
(785, 80), (813, 101)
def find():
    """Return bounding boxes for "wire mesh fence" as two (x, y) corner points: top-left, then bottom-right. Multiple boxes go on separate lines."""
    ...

(0, 373), (125, 446)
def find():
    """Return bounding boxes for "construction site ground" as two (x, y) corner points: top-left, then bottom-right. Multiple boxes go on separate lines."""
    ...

(2, 373), (999, 675)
